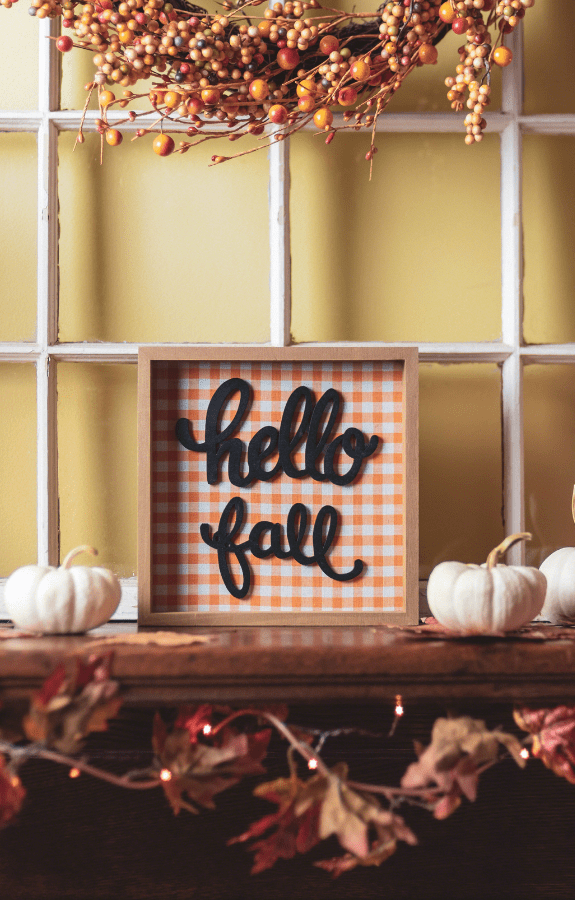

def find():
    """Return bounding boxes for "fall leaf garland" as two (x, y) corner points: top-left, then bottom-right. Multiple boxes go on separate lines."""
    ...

(0, 654), (574, 876)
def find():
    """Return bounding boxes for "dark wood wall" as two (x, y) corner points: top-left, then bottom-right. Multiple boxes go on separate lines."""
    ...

(1, 701), (575, 900)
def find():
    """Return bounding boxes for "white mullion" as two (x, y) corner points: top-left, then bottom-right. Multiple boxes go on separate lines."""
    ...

(37, 19), (61, 566)
(500, 24), (525, 563)
(268, 136), (292, 346)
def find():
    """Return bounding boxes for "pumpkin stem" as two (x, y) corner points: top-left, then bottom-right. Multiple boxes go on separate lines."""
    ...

(486, 533), (531, 569)
(61, 545), (98, 569)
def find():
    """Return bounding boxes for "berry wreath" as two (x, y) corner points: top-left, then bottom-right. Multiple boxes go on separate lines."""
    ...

(9, 0), (535, 166)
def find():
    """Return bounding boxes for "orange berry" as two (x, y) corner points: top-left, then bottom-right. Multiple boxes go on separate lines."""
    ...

(338, 86), (357, 106)
(438, 1), (457, 23)
(153, 134), (175, 156)
(100, 90), (115, 108)
(350, 59), (371, 81)
(201, 88), (220, 105)
(418, 43), (438, 65)
(297, 94), (315, 113)
(296, 78), (316, 97)
(249, 79), (269, 101)
(187, 97), (204, 115)
(319, 35), (339, 55)
(164, 90), (181, 108)
(268, 104), (288, 124)
(492, 45), (513, 67)
(313, 107), (333, 130)
(105, 128), (123, 146)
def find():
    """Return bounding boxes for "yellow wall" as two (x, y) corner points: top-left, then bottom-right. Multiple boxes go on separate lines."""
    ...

(0, 10), (572, 580)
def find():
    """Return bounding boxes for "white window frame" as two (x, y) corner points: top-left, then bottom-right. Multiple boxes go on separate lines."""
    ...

(1, 20), (574, 620)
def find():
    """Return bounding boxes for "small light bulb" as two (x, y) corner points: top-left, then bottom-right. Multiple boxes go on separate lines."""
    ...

(10, 775), (21, 788)
(520, 747), (529, 760)
(308, 758), (318, 770)
(160, 768), (173, 782)
(202, 723), (212, 736)
(68, 767), (81, 779)
(394, 694), (404, 717)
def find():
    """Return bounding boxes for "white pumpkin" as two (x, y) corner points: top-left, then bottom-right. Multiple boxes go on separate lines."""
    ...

(539, 486), (575, 624)
(4, 545), (121, 634)
(427, 533), (547, 634)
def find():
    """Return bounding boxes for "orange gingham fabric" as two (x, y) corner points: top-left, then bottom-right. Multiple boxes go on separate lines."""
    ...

(151, 360), (405, 614)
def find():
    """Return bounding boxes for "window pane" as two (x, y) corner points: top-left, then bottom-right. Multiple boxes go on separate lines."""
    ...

(58, 363), (137, 577)
(524, 365), (575, 567)
(291, 132), (501, 343)
(0, 365), (37, 576)
(0, 133), (37, 342)
(419, 363), (503, 579)
(58, 133), (270, 343)
(524, 4), (575, 116)
(0, 5), (39, 110)
(523, 136), (575, 345)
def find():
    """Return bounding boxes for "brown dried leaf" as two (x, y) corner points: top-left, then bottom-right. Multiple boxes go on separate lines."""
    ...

(86, 631), (217, 648)
(153, 711), (271, 815)
(514, 704), (575, 783)
(23, 654), (121, 754)
(401, 716), (525, 818)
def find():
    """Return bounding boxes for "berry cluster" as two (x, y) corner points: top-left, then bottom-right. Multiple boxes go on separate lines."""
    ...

(4, 0), (535, 165)
(440, 0), (534, 144)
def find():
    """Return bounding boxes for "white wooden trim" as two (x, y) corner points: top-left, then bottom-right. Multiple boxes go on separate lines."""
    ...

(268, 135), (292, 347)
(499, 25), (525, 565)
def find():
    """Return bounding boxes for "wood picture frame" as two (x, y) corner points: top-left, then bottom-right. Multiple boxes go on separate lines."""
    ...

(138, 345), (418, 626)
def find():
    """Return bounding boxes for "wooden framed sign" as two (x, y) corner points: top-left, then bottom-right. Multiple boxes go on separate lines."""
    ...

(138, 346), (418, 626)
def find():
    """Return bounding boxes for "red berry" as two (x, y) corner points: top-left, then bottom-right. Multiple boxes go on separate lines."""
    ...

(268, 104), (288, 124)
(451, 18), (468, 35)
(277, 48), (300, 70)
(56, 36), (74, 53)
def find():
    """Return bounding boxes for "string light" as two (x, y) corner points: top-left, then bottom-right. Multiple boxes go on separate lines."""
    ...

(520, 748), (530, 760)
(308, 758), (318, 770)
(395, 695), (404, 717)
(202, 724), (212, 736)
(68, 767), (81, 779)
(160, 768), (173, 782)
(10, 775), (21, 788)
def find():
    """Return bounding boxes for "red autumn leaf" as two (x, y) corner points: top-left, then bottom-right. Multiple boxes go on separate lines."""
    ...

(23, 654), (121, 754)
(514, 704), (575, 783)
(153, 712), (271, 815)
(231, 765), (416, 875)
(230, 775), (323, 873)
(0, 756), (25, 828)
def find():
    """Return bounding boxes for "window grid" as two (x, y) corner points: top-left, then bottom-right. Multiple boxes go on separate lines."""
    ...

(0, 19), (573, 617)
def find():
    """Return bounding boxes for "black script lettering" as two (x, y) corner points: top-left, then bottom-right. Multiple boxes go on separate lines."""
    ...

(324, 428), (379, 487)
(176, 377), (379, 488)
(200, 497), (365, 599)
(176, 378), (252, 487)
(277, 385), (314, 479)
(200, 497), (251, 599)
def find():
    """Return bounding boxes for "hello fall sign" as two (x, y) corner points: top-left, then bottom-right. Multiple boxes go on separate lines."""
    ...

(138, 347), (418, 626)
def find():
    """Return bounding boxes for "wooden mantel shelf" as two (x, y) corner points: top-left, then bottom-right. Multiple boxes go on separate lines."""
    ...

(2, 622), (575, 704)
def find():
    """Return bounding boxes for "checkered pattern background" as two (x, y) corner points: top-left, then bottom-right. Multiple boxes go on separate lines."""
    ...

(151, 360), (405, 615)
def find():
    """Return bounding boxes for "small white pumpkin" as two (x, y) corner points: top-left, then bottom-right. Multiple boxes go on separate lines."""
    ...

(427, 533), (547, 634)
(539, 486), (575, 624)
(4, 545), (121, 634)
